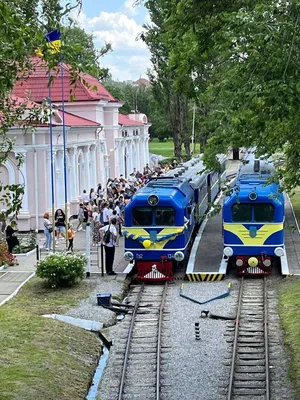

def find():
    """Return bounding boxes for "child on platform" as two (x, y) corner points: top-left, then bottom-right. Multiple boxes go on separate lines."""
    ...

(67, 224), (75, 252)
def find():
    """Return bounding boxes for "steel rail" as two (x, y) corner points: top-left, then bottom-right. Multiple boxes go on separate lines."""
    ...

(118, 283), (145, 400)
(264, 276), (270, 400)
(227, 277), (244, 400)
(156, 282), (168, 400)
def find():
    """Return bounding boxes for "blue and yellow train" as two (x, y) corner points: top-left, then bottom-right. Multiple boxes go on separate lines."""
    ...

(223, 155), (285, 276)
(123, 155), (226, 281)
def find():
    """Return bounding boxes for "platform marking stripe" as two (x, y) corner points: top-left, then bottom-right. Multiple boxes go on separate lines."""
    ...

(186, 273), (225, 281)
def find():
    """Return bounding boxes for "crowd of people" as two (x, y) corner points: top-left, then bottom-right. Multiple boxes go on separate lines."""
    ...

(1, 161), (179, 272)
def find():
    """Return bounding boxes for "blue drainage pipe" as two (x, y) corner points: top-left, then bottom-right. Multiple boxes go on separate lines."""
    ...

(179, 283), (231, 305)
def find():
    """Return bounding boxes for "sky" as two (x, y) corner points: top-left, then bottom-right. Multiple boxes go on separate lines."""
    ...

(72, 0), (151, 82)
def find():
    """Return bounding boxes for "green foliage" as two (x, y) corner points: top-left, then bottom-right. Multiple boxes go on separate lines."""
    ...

(0, 1), (111, 220)
(36, 252), (86, 288)
(62, 24), (111, 79)
(13, 230), (37, 254)
(0, 240), (11, 266)
(141, 0), (300, 190)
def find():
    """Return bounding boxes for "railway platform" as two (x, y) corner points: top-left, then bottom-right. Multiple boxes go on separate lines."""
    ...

(186, 159), (241, 281)
(283, 195), (300, 276)
(186, 209), (224, 281)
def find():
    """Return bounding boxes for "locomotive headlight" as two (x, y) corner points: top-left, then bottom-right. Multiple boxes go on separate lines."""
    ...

(124, 251), (134, 261)
(263, 259), (271, 267)
(249, 192), (258, 201)
(275, 247), (284, 257)
(224, 247), (233, 257)
(148, 194), (159, 206)
(174, 251), (184, 262)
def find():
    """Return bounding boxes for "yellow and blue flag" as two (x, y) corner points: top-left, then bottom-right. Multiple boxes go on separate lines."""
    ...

(45, 29), (61, 54)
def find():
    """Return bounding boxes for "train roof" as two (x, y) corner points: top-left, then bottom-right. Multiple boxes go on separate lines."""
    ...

(237, 157), (276, 184)
(163, 154), (207, 187)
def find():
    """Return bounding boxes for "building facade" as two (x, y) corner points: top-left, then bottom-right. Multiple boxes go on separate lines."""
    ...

(0, 57), (150, 231)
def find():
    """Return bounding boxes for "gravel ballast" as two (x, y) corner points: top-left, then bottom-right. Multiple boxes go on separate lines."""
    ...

(66, 276), (295, 400)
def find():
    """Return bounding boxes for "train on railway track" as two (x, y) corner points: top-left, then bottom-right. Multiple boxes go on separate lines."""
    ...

(223, 154), (286, 276)
(123, 154), (227, 281)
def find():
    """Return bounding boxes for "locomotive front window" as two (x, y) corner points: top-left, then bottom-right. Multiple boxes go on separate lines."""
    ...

(133, 207), (152, 226)
(155, 207), (175, 226)
(232, 204), (252, 222)
(254, 204), (275, 222)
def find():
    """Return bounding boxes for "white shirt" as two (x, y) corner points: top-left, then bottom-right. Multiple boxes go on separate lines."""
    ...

(100, 224), (117, 247)
(92, 211), (99, 222)
(82, 192), (89, 203)
(103, 207), (112, 223)
(114, 205), (120, 215)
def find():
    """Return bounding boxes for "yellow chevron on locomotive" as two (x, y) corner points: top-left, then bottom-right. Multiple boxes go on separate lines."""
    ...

(223, 223), (283, 245)
(123, 227), (185, 250)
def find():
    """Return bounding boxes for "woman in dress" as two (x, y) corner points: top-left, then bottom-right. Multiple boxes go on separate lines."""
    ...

(92, 205), (101, 246)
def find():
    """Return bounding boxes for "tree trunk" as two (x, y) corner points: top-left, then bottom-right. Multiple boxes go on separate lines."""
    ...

(181, 97), (190, 157)
(171, 94), (182, 158)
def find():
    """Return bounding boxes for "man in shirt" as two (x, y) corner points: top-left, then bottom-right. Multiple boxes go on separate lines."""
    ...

(81, 190), (89, 204)
(100, 218), (118, 275)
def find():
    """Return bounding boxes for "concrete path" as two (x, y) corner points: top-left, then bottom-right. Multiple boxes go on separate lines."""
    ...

(0, 229), (127, 306)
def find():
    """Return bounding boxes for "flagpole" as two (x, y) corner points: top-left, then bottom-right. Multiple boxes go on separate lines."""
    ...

(48, 73), (56, 252)
(60, 55), (68, 249)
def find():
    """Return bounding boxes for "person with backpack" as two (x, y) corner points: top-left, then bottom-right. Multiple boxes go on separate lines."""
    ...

(100, 217), (118, 275)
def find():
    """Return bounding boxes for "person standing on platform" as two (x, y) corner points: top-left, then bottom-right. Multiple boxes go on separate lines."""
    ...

(100, 217), (117, 275)
(5, 225), (19, 266)
(0, 209), (7, 235)
(54, 208), (66, 241)
(43, 212), (53, 250)
(67, 224), (75, 252)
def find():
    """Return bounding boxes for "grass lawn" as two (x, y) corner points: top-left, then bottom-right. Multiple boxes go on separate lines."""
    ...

(149, 138), (201, 158)
(277, 192), (300, 397)
(0, 277), (100, 400)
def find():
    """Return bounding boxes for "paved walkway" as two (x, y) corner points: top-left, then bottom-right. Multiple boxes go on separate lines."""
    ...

(0, 230), (128, 306)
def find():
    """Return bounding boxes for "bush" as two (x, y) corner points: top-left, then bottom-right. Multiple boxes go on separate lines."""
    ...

(36, 252), (87, 288)
(0, 240), (11, 266)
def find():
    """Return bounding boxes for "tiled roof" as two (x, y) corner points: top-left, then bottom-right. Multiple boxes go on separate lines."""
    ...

(118, 114), (144, 126)
(11, 95), (100, 127)
(12, 56), (118, 104)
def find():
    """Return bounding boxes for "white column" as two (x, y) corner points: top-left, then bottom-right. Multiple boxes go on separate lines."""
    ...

(16, 150), (29, 213)
(84, 146), (91, 190)
(121, 142), (125, 176)
(69, 147), (78, 200)
(104, 154), (110, 183)
(90, 145), (97, 187)
(55, 150), (64, 208)
(46, 150), (57, 210)
(136, 139), (141, 172)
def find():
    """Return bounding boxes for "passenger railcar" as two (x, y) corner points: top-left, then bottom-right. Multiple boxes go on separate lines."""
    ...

(123, 155), (226, 281)
(223, 156), (285, 276)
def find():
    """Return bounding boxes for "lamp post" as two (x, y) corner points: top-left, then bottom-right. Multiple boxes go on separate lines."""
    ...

(191, 102), (196, 155)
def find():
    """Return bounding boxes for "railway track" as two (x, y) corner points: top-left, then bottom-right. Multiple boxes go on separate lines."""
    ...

(118, 282), (168, 400)
(227, 277), (270, 399)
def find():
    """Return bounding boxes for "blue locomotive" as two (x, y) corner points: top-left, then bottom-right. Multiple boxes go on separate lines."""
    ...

(123, 155), (227, 281)
(222, 155), (285, 276)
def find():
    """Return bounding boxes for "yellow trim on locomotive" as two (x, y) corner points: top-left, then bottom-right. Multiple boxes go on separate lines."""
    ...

(223, 223), (283, 245)
(123, 226), (186, 250)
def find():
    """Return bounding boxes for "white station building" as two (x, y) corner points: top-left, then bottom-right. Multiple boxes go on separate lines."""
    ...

(0, 57), (151, 231)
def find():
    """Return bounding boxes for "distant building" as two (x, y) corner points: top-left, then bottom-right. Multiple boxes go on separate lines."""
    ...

(133, 78), (151, 88)
(0, 57), (151, 231)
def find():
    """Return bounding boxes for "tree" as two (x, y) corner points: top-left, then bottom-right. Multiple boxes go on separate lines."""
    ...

(0, 0), (109, 221)
(62, 24), (111, 79)
(141, 0), (300, 189)
(141, 0), (192, 158)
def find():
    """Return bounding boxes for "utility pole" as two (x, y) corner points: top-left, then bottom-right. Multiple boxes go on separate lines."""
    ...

(192, 102), (196, 154)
